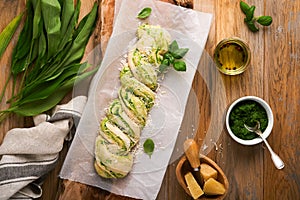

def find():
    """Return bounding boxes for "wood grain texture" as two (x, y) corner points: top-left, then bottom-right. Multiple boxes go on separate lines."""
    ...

(0, 0), (299, 199)
(264, 0), (300, 199)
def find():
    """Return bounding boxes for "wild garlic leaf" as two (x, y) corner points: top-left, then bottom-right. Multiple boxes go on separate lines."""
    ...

(11, 1), (34, 76)
(0, 12), (23, 59)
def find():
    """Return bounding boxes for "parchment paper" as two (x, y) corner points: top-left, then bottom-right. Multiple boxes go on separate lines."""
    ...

(60, 0), (213, 199)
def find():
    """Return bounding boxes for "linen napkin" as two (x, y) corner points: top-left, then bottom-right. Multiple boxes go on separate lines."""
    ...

(0, 96), (87, 200)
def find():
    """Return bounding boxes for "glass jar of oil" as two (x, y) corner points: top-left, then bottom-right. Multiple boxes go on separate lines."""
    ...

(213, 37), (250, 75)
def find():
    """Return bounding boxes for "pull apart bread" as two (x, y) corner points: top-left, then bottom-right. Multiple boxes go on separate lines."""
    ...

(94, 24), (172, 178)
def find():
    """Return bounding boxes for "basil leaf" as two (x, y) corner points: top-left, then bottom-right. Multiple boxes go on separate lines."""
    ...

(245, 5), (255, 21)
(173, 60), (187, 71)
(246, 20), (259, 32)
(171, 48), (189, 59)
(137, 7), (152, 19)
(143, 138), (155, 157)
(159, 64), (169, 73)
(164, 52), (175, 64)
(240, 1), (250, 15)
(169, 40), (179, 53)
(257, 16), (273, 26)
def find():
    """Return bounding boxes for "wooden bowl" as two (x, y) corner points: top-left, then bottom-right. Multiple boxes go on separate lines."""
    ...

(176, 154), (229, 200)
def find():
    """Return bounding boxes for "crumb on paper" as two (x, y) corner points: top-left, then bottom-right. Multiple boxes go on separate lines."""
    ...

(202, 143), (208, 151)
(213, 142), (218, 151)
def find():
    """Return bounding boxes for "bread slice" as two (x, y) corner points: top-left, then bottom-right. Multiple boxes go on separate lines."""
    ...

(184, 172), (204, 199)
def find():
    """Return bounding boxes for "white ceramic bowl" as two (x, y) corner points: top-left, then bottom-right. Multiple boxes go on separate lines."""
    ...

(225, 96), (274, 145)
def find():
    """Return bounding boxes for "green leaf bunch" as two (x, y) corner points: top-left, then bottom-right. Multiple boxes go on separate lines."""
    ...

(240, 1), (273, 32)
(0, 0), (99, 123)
(159, 40), (189, 72)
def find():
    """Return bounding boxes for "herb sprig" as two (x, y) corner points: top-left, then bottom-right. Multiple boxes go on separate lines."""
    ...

(159, 40), (189, 72)
(240, 1), (272, 32)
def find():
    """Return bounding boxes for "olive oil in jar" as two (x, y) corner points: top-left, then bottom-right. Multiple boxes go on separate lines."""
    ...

(213, 38), (250, 75)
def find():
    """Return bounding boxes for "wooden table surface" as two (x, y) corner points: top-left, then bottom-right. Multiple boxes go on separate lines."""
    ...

(0, 0), (299, 199)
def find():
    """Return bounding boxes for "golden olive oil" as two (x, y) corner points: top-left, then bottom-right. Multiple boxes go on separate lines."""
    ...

(213, 38), (250, 75)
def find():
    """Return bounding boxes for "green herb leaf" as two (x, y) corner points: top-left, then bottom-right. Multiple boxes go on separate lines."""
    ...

(8, 85), (70, 117)
(0, 0), (99, 121)
(137, 7), (152, 19)
(173, 60), (187, 71)
(246, 20), (259, 32)
(143, 138), (155, 157)
(159, 58), (171, 73)
(240, 1), (272, 32)
(171, 48), (189, 59)
(240, 1), (250, 15)
(41, 0), (62, 58)
(245, 5), (255, 21)
(11, 1), (34, 76)
(0, 12), (23, 59)
(169, 40), (179, 53)
(61, 2), (98, 67)
(58, 0), (80, 51)
(159, 64), (169, 73)
(164, 52), (175, 64)
(257, 16), (273, 26)
(168, 40), (189, 59)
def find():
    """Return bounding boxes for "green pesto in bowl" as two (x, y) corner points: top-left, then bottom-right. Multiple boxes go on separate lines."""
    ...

(229, 100), (268, 140)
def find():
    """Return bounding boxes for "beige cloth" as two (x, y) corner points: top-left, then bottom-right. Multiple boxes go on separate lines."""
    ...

(0, 96), (87, 200)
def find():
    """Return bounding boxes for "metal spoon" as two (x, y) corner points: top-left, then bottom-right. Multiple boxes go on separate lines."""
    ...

(244, 121), (285, 169)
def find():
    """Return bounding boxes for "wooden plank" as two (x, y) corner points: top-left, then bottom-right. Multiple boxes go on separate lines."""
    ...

(264, 0), (300, 199)
(0, 0), (26, 141)
(196, 0), (265, 199)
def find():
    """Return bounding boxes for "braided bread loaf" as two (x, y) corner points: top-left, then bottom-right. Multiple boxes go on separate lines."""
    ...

(94, 24), (171, 178)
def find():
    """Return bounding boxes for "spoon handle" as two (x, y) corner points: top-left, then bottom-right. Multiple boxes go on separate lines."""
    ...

(258, 131), (285, 169)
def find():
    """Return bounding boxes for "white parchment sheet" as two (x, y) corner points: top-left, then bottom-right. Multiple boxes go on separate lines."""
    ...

(60, 0), (212, 199)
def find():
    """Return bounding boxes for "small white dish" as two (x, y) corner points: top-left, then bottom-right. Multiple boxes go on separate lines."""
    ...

(225, 96), (274, 145)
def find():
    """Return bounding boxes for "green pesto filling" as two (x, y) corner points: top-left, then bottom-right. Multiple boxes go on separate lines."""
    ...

(229, 100), (268, 140)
